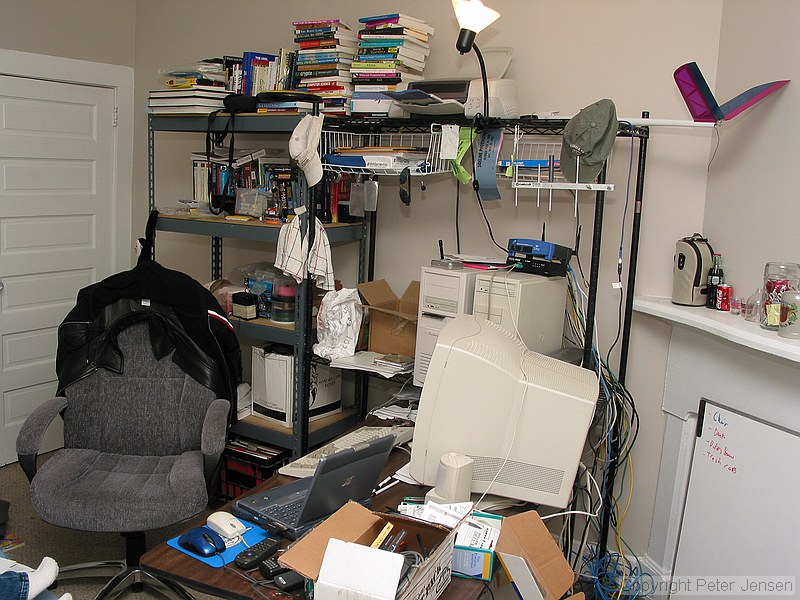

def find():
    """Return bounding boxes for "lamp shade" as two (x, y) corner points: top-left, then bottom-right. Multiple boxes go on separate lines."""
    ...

(452, 0), (500, 34)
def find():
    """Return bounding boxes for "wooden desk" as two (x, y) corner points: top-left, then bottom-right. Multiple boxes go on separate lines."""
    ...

(140, 449), (490, 600)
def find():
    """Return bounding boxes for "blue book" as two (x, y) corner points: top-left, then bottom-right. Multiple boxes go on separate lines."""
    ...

(242, 52), (277, 95)
(296, 55), (350, 64)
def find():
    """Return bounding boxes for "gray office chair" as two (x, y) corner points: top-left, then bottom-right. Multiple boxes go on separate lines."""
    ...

(17, 321), (230, 599)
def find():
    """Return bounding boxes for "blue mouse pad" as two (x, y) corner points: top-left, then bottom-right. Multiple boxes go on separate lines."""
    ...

(167, 525), (271, 567)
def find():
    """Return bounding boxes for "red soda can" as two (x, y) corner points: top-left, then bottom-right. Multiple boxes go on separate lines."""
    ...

(716, 284), (732, 311)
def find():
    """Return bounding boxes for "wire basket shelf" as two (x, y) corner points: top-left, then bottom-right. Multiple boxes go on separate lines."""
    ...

(321, 125), (450, 176)
(500, 126), (614, 192)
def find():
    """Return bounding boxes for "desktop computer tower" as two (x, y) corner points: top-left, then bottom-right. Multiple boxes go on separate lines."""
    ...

(414, 266), (482, 387)
(472, 271), (566, 355)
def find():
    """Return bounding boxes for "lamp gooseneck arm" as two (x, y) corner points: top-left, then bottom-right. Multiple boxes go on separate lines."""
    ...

(472, 42), (490, 118)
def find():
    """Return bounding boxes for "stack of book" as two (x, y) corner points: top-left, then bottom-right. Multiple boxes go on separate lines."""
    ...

(223, 50), (297, 95)
(147, 85), (230, 115)
(292, 19), (356, 115)
(350, 13), (433, 116)
(191, 148), (268, 204)
(255, 91), (321, 115)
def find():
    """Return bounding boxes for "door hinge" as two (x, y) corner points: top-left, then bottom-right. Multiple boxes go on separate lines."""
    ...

(113, 106), (119, 128)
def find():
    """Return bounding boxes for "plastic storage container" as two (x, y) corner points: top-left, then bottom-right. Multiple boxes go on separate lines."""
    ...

(271, 275), (297, 324)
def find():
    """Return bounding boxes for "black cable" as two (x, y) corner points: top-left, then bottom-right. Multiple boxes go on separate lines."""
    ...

(474, 187), (508, 253)
(456, 181), (461, 253)
(605, 285), (625, 368)
(482, 580), (496, 600)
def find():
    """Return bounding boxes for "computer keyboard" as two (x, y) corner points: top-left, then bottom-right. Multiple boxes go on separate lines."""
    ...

(262, 496), (305, 522)
(278, 425), (414, 478)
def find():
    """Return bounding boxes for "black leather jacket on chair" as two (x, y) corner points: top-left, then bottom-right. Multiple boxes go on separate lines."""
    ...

(56, 257), (242, 406)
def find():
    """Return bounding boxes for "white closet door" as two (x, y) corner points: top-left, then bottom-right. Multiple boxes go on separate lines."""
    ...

(0, 73), (116, 465)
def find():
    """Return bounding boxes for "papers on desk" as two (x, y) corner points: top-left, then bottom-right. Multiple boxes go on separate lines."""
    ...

(329, 351), (414, 379)
(398, 501), (474, 528)
(370, 404), (417, 422)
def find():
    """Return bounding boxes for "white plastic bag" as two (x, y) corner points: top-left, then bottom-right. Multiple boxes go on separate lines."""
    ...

(313, 288), (363, 360)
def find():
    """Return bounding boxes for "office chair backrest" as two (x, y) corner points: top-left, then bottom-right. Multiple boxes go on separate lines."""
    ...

(62, 321), (217, 456)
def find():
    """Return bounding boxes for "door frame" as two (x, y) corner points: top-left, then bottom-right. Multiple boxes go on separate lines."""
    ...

(0, 48), (134, 272)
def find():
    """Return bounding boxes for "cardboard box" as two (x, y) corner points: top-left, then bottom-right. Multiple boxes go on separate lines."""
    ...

(357, 279), (420, 357)
(250, 346), (342, 426)
(495, 511), (584, 600)
(279, 502), (456, 600)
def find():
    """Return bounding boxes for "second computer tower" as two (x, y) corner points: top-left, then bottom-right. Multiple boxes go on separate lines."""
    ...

(414, 266), (482, 387)
(472, 271), (566, 355)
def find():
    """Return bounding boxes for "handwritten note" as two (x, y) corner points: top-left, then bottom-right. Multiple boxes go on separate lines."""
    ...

(702, 409), (738, 475)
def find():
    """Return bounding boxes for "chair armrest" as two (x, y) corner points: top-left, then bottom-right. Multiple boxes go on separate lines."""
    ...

(16, 396), (68, 482)
(201, 398), (230, 456)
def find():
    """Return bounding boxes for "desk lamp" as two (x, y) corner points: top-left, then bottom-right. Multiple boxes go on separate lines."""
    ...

(452, 0), (501, 119)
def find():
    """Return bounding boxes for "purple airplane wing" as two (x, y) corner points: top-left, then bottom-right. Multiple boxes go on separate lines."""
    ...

(674, 62), (789, 123)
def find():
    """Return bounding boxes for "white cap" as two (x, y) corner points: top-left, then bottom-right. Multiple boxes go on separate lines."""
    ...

(289, 114), (324, 187)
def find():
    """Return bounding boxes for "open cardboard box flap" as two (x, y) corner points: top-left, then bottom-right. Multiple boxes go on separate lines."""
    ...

(279, 501), (451, 583)
(357, 280), (420, 357)
(495, 510), (583, 600)
(357, 279), (420, 322)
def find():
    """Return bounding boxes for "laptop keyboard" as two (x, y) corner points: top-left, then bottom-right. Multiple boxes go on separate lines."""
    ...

(278, 425), (414, 478)
(261, 496), (305, 523)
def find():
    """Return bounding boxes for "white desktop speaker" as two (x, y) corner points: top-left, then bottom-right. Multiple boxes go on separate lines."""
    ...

(425, 453), (474, 504)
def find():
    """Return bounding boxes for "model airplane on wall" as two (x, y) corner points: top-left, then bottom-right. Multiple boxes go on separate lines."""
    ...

(674, 62), (789, 123)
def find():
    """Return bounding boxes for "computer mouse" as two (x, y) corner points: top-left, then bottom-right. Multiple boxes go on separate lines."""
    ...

(207, 510), (247, 540)
(177, 526), (226, 558)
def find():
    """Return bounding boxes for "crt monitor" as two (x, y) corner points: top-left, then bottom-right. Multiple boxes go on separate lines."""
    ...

(409, 314), (599, 508)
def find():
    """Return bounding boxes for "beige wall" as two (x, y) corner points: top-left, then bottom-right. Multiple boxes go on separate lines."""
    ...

(131, 0), (725, 560)
(0, 0), (135, 67)
(705, 0), (800, 294)
(3, 0), (753, 565)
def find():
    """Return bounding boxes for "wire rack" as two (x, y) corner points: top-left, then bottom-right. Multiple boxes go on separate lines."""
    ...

(501, 126), (615, 192)
(320, 124), (450, 176)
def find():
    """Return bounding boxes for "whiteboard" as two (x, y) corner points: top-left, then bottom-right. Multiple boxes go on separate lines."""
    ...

(672, 399), (800, 596)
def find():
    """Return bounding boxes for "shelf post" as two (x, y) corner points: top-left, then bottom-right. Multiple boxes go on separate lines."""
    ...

(581, 164), (608, 370)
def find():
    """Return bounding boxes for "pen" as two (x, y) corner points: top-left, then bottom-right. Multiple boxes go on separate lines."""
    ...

(387, 528), (407, 552)
(379, 532), (395, 550)
(373, 479), (400, 496)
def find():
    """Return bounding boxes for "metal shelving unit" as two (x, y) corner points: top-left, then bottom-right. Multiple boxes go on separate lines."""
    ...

(147, 112), (651, 466)
(147, 113), (369, 458)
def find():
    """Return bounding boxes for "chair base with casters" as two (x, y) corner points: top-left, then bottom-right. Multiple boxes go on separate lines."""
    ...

(57, 557), (195, 600)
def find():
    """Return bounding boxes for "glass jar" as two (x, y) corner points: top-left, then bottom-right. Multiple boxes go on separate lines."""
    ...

(744, 288), (763, 322)
(779, 290), (800, 339)
(761, 262), (800, 330)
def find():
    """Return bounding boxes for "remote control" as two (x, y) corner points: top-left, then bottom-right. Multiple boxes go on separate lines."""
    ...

(258, 558), (289, 580)
(234, 537), (281, 570)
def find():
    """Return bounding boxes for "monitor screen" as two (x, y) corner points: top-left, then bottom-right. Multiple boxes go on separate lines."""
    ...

(409, 314), (599, 508)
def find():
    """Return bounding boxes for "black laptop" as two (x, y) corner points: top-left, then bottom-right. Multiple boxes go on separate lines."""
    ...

(232, 434), (395, 539)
